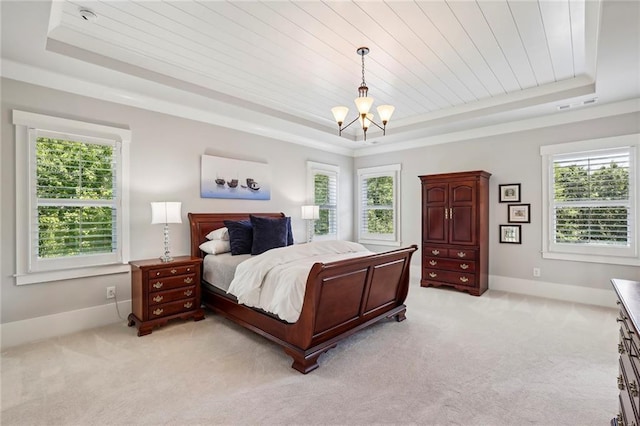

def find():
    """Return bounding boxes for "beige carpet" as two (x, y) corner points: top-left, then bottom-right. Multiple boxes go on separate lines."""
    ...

(1, 283), (618, 425)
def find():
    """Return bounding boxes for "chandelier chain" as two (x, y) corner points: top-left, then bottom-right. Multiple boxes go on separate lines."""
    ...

(361, 52), (366, 87)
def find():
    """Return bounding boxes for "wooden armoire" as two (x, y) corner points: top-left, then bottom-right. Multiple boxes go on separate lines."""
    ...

(418, 170), (491, 296)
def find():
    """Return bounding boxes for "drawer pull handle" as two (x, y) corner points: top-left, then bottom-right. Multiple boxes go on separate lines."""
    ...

(184, 289), (193, 297)
(619, 343), (626, 354)
(429, 272), (437, 278)
(618, 375), (625, 390)
(459, 276), (469, 283)
(152, 308), (164, 316)
(153, 282), (163, 289)
(184, 302), (193, 309)
(460, 264), (469, 270)
(184, 277), (193, 284)
(431, 249), (440, 255)
(171, 269), (177, 274)
(630, 381), (639, 397)
(152, 295), (163, 303)
(156, 272), (161, 276)
(429, 260), (437, 266)
(457, 252), (466, 258)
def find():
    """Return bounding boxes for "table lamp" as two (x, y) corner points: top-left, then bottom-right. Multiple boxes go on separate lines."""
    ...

(301, 205), (320, 243)
(151, 201), (182, 262)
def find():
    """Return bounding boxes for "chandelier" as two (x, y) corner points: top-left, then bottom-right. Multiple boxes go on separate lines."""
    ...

(331, 47), (395, 141)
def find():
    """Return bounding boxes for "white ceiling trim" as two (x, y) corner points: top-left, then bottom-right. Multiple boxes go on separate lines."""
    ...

(353, 98), (640, 157)
(0, 59), (355, 157)
(2, 59), (637, 159)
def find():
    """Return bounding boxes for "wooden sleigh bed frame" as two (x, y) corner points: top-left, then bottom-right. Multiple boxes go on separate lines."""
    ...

(188, 212), (417, 373)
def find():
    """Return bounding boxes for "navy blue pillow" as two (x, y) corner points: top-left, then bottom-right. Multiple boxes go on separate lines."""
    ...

(223, 219), (253, 255)
(285, 216), (294, 246)
(250, 215), (289, 255)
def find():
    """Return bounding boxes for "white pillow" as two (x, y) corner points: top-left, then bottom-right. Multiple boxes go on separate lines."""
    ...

(206, 227), (229, 241)
(199, 239), (231, 255)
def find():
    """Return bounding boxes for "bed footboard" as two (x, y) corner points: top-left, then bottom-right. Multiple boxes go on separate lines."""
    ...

(284, 245), (417, 373)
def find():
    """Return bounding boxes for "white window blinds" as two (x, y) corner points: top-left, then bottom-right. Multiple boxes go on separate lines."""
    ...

(541, 134), (639, 265)
(552, 147), (631, 247)
(357, 164), (401, 246)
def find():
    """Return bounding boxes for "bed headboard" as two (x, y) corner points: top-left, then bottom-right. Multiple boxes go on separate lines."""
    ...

(188, 212), (285, 259)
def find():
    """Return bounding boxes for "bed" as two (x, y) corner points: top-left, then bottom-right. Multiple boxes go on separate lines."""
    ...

(188, 212), (417, 373)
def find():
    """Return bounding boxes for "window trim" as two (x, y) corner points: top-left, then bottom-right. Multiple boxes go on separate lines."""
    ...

(307, 161), (339, 241)
(357, 164), (401, 247)
(540, 134), (639, 266)
(13, 110), (131, 284)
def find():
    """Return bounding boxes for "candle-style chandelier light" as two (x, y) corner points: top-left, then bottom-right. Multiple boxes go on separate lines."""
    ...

(331, 47), (395, 141)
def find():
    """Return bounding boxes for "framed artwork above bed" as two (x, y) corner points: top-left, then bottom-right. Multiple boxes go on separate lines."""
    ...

(200, 155), (271, 200)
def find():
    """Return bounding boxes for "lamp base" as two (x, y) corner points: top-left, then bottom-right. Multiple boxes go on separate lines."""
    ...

(159, 255), (173, 263)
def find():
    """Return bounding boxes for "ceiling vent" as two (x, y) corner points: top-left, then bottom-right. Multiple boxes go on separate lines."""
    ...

(557, 97), (598, 111)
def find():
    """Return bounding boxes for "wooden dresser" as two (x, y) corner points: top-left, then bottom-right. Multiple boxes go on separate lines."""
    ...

(418, 170), (491, 296)
(612, 278), (640, 426)
(128, 256), (204, 336)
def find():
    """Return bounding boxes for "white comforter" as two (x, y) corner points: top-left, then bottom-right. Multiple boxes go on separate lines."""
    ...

(227, 240), (371, 323)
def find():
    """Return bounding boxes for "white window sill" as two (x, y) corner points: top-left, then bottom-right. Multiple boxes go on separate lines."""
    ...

(358, 239), (401, 247)
(15, 264), (131, 285)
(542, 251), (640, 266)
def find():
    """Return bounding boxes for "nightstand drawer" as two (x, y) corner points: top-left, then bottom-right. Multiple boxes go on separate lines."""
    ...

(149, 285), (197, 306)
(149, 264), (198, 278)
(425, 257), (476, 272)
(148, 273), (196, 292)
(149, 298), (197, 319)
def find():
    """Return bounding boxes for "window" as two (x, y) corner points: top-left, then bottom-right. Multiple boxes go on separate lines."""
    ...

(307, 161), (339, 240)
(13, 110), (131, 284)
(541, 134), (639, 265)
(357, 164), (401, 246)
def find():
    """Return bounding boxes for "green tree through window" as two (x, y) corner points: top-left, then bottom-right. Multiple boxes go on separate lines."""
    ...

(553, 156), (629, 246)
(36, 137), (116, 258)
(365, 176), (394, 234)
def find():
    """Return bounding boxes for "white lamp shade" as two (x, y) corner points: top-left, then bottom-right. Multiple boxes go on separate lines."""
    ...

(331, 106), (349, 124)
(301, 205), (320, 220)
(376, 105), (395, 123)
(151, 202), (182, 224)
(359, 113), (373, 130)
(354, 96), (374, 115)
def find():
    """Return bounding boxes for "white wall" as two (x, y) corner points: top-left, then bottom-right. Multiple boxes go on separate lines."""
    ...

(0, 78), (354, 326)
(355, 112), (640, 293)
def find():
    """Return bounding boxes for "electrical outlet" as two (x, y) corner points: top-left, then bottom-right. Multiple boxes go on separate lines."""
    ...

(533, 268), (541, 277)
(106, 286), (116, 299)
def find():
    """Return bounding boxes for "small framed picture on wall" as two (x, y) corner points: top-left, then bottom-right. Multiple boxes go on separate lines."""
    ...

(499, 183), (521, 203)
(508, 204), (531, 223)
(499, 225), (522, 244)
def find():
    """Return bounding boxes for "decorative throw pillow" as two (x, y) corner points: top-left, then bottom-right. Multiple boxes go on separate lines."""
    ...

(223, 220), (253, 255)
(250, 215), (289, 255)
(205, 227), (229, 241)
(199, 239), (231, 255)
(285, 217), (294, 246)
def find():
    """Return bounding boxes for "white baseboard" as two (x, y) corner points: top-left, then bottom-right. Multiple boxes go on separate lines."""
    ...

(490, 275), (616, 308)
(0, 299), (131, 350)
(410, 265), (616, 308)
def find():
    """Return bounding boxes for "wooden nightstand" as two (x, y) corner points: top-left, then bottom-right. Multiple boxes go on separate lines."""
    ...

(127, 256), (204, 336)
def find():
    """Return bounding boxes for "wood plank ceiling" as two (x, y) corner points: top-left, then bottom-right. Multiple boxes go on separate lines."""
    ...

(47, 0), (592, 141)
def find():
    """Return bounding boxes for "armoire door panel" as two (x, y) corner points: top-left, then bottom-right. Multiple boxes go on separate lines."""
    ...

(425, 206), (447, 243)
(450, 206), (475, 245)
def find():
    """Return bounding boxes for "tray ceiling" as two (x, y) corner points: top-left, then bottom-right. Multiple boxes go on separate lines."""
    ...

(3, 1), (637, 152)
